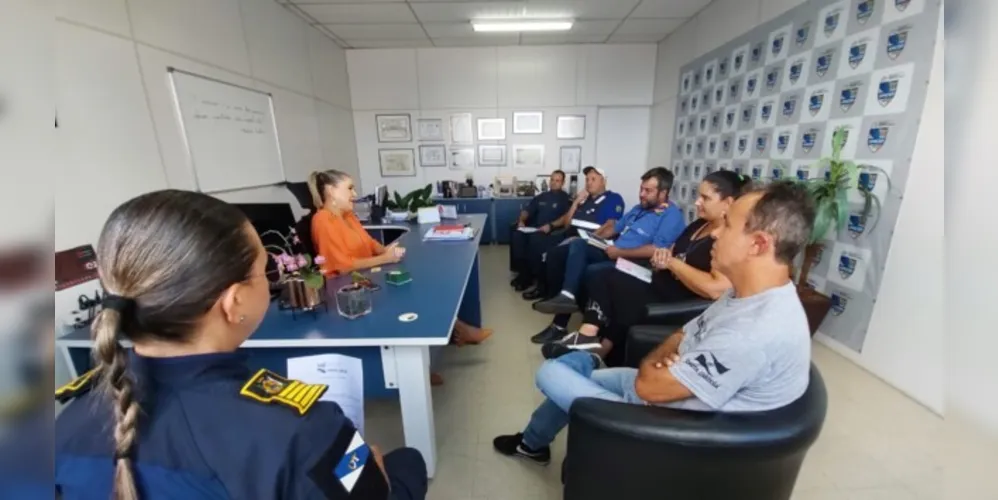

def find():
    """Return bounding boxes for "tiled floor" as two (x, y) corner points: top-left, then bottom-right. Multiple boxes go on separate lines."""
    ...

(364, 246), (944, 500)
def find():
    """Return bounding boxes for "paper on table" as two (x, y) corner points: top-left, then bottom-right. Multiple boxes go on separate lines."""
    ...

(516, 226), (539, 234)
(439, 204), (458, 219)
(615, 257), (652, 284)
(570, 219), (601, 231)
(287, 354), (365, 434)
(578, 230), (614, 250)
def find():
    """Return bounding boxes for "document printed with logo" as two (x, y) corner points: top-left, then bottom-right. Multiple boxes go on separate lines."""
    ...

(287, 353), (365, 434)
(615, 257), (652, 284)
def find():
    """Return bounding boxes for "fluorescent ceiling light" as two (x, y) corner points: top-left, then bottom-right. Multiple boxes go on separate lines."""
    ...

(471, 20), (574, 33)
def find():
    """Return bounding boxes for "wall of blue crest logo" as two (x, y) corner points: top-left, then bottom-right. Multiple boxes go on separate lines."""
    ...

(668, 0), (940, 352)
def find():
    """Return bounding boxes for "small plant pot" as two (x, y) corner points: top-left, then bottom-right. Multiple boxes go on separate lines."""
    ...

(336, 284), (373, 320)
(284, 277), (325, 310)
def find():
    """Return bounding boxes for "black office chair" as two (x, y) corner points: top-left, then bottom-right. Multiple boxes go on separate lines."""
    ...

(562, 322), (828, 500)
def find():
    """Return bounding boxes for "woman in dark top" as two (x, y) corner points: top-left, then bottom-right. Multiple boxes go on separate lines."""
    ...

(542, 171), (750, 366)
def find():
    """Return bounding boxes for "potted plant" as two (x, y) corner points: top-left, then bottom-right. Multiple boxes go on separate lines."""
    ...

(384, 184), (435, 218)
(262, 227), (326, 310)
(794, 126), (890, 335)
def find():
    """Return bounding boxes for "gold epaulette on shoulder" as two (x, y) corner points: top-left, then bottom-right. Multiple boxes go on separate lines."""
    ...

(239, 369), (328, 416)
(55, 369), (98, 403)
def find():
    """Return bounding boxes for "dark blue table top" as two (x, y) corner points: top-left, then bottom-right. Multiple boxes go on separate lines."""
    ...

(59, 214), (486, 348)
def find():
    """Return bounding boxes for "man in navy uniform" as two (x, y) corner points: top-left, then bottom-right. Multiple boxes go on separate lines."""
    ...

(509, 170), (572, 292)
(530, 167), (685, 347)
(55, 355), (428, 499)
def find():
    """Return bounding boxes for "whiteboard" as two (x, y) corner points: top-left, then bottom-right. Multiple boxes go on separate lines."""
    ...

(168, 68), (285, 193)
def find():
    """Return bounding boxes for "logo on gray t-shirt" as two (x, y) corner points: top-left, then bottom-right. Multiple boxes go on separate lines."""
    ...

(665, 282), (811, 412)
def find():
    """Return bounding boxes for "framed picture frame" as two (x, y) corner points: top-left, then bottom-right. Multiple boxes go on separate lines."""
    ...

(513, 111), (543, 134)
(449, 147), (475, 170)
(512, 144), (545, 169)
(556, 115), (586, 139)
(559, 145), (582, 173)
(379, 148), (416, 177)
(416, 118), (444, 141)
(478, 144), (507, 167)
(477, 118), (506, 141)
(375, 114), (412, 143)
(419, 144), (446, 167)
(449, 113), (473, 144)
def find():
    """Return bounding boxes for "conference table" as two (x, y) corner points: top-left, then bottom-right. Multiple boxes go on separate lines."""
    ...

(57, 213), (488, 478)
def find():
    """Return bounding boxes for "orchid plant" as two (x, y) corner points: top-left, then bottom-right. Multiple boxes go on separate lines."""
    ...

(260, 228), (326, 289)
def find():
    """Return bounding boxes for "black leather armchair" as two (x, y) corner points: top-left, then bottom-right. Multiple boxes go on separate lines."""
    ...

(643, 298), (713, 326)
(563, 325), (827, 500)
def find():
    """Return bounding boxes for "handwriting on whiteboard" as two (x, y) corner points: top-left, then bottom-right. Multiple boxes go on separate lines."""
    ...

(192, 98), (266, 134)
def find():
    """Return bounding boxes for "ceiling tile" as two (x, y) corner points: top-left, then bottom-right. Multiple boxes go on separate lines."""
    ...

(298, 3), (417, 24)
(346, 39), (434, 49)
(519, 33), (606, 45)
(629, 0), (711, 19)
(432, 35), (520, 46)
(325, 23), (427, 40)
(567, 19), (621, 36)
(522, 0), (641, 20)
(614, 18), (686, 36)
(607, 33), (667, 43)
(422, 22), (474, 38)
(292, 0), (402, 3)
(410, 2), (527, 23)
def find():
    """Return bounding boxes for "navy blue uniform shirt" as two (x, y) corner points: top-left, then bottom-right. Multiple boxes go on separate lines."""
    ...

(526, 190), (571, 227)
(572, 191), (626, 227)
(55, 352), (388, 499)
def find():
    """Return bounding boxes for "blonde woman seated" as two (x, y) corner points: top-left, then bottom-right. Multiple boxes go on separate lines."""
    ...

(308, 170), (492, 384)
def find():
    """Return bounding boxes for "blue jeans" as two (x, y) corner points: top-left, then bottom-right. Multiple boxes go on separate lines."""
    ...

(552, 260), (617, 329)
(521, 351), (644, 449)
(561, 238), (611, 296)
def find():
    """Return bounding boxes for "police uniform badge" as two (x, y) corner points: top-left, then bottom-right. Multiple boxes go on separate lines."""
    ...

(695, 139), (704, 155)
(838, 254), (857, 279)
(801, 131), (817, 153)
(729, 81), (739, 99)
(722, 138), (731, 153)
(783, 97), (797, 118)
(848, 42), (867, 69)
(760, 103), (772, 122)
(683, 75), (691, 92)
(734, 52), (744, 71)
(686, 142), (693, 155)
(682, 164), (691, 177)
(711, 112), (720, 130)
(831, 292), (848, 316)
(726, 111), (735, 128)
(771, 35), (784, 57)
(737, 137), (747, 154)
(766, 69), (779, 90)
(308, 428), (389, 498)
(718, 56), (729, 77)
(856, 0), (875, 24)
(708, 138), (717, 155)
(797, 168), (810, 181)
(868, 125), (889, 153)
(848, 213), (866, 238)
(824, 12), (840, 37)
(715, 87), (724, 106)
(887, 29), (908, 60)
(815, 51), (832, 77)
(809, 93), (824, 116)
(771, 166), (783, 181)
(895, 0), (911, 11)
(691, 95), (699, 112)
(859, 172), (878, 192)
(751, 43), (762, 63)
(796, 25), (810, 47)
(878, 77), (898, 107)
(751, 166), (763, 180)
(615, 205), (623, 214)
(679, 121), (685, 135)
(746, 75), (757, 95)
(840, 85), (859, 112)
(55, 368), (98, 403)
(705, 66), (713, 82)
(789, 61), (803, 84)
(699, 116), (707, 133)
(755, 136), (768, 154)
(742, 106), (753, 124)
(240, 369), (327, 415)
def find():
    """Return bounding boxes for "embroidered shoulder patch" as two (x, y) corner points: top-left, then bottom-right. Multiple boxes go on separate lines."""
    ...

(615, 205), (623, 213)
(55, 368), (98, 403)
(240, 369), (327, 416)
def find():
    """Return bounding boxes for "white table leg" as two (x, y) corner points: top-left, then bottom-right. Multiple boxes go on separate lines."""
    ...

(394, 345), (437, 478)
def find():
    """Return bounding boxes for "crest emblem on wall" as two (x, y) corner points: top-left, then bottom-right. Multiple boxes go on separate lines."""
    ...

(746, 76), (758, 94)
(858, 172), (879, 191)
(809, 93), (824, 115)
(715, 88), (724, 105)
(824, 12), (840, 37)
(726, 111), (735, 127)
(709, 138), (717, 155)
(771, 166), (783, 180)
(789, 62), (803, 84)
(801, 132), (817, 153)
(771, 35), (784, 56)
(722, 138), (731, 153)
(761, 103), (773, 122)
(755, 136), (768, 153)
(857, 0), (875, 24)
(777, 133), (790, 153)
(848, 214), (866, 238)
(742, 105), (754, 123)
(699, 117), (707, 133)
(878, 78), (899, 107)
(738, 137), (747, 153)
(705, 67), (713, 82)
(887, 30), (908, 60)
(751, 166), (763, 180)
(766, 69), (779, 90)
(751, 43), (762, 62)
(783, 97), (797, 118)
(729, 81), (739, 99)
(840, 86), (859, 112)
(719, 57), (729, 76)
(895, 0), (911, 11)
(815, 52), (832, 77)
(696, 139), (705, 155)
(797, 168), (810, 181)
(849, 42), (868, 68)
(796, 25), (810, 46)
(734, 52), (744, 71)
(868, 126), (889, 152)
(838, 255), (857, 280)
(831, 292), (848, 315)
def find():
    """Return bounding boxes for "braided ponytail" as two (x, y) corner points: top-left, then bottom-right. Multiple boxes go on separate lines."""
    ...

(92, 307), (140, 500)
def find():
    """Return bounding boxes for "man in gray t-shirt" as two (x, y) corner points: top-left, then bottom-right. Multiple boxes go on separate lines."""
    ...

(493, 181), (816, 465)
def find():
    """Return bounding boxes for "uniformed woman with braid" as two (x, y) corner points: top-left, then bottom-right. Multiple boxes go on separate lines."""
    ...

(54, 190), (428, 499)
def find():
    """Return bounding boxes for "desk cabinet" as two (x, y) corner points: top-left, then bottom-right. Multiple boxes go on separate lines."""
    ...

(434, 198), (493, 245)
(493, 198), (530, 244)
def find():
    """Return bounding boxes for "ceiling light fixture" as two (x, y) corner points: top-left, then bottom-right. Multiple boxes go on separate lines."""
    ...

(471, 20), (574, 33)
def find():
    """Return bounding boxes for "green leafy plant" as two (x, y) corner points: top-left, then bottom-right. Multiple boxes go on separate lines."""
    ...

(796, 126), (891, 287)
(384, 184), (434, 213)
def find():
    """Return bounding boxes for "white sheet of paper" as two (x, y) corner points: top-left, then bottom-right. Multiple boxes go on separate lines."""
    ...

(571, 219), (601, 231)
(517, 226), (539, 234)
(579, 230), (613, 249)
(417, 207), (441, 224)
(615, 257), (652, 284)
(287, 354), (365, 435)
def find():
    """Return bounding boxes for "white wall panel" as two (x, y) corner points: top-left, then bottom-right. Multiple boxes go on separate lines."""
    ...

(581, 44), (657, 106)
(417, 47), (498, 109)
(497, 46), (579, 108)
(55, 0), (131, 37)
(127, 0), (252, 75)
(308, 28), (352, 108)
(316, 100), (361, 183)
(595, 107), (652, 208)
(695, 0), (761, 58)
(347, 49), (420, 110)
(240, 0), (314, 96)
(259, 84), (324, 183)
(759, 0), (807, 24)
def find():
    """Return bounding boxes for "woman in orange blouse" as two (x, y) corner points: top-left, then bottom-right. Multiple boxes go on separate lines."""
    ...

(308, 170), (491, 383)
